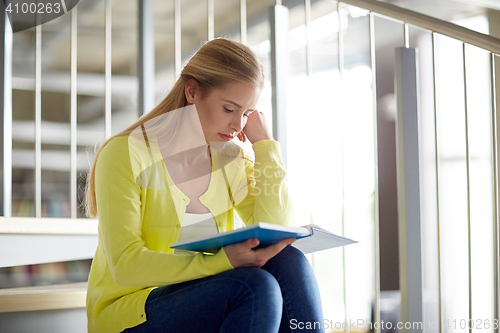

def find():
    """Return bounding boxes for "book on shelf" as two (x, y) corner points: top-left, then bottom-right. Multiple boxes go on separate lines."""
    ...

(170, 222), (357, 254)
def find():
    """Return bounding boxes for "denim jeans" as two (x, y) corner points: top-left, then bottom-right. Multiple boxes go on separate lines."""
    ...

(123, 246), (324, 333)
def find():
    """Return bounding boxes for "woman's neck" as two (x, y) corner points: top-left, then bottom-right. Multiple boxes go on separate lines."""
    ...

(164, 145), (211, 167)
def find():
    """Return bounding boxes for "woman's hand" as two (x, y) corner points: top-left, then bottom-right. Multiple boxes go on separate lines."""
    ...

(224, 237), (295, 268)
(237, 111), (274, 144)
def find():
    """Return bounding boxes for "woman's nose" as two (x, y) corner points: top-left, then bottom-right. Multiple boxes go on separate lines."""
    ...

(230, 116), (243, 132)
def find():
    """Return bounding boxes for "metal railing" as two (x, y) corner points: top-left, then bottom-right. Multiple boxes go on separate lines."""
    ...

(334, 1), (499, 333)
(341, 0), (500, 55)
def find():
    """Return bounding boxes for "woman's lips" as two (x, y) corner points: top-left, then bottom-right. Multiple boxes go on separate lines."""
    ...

(219, 133), (233, 141)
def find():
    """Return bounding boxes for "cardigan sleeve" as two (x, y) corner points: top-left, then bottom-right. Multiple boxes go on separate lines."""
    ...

(233, 140), (296, 228)
(95, 137), (233, 287)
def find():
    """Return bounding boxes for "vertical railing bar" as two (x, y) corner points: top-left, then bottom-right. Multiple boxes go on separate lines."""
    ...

(105, 0), (112, 139)
(208, 0), (214, 41)
(138, 0), (155, 116)
(174, 0), (181, 78)
(70, 5), (77, 219)
(404, 22), (409, 48)
(462, 42), (473, 333)
(2, 11), (13, 217)
(369, 11), (381, 333)
(303, 0), (313, 274)
(240, 0), (247, 44)
(431, 32), (443, 333)
(490, 53), (499, 333)
(338, 3), (348, 332)
(270, 3), (288, 165)
(35, 25), (42, 218)
(305, 0), (311, 76)
(395, 45), (424, 333)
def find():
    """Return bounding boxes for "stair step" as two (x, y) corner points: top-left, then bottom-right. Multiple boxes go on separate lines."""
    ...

(0, 282), (87, 313)
(0, 218), (98, 267)
(0, 217), (98, 235)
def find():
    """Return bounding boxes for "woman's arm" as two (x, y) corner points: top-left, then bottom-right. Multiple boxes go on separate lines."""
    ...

(233, 111), (296, 227)
(95, 137), (233, 287)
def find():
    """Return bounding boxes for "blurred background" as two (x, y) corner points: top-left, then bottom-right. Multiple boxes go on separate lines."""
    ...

(1, 0), (500, 331)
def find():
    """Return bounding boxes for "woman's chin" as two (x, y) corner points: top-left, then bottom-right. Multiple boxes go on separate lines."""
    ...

(209, 141), (229, 149)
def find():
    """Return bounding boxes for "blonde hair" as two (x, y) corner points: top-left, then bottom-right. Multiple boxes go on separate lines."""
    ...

(84, 38), (264, 218)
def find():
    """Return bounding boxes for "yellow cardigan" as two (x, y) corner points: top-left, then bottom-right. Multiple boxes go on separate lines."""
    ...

(86, 135), (295, 333)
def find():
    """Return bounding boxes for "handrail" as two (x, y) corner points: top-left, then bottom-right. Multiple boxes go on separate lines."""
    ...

(339, 0), (500, 55)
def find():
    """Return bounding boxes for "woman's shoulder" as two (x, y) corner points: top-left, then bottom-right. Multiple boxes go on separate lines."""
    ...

(100, 135), (152, 160)
(96, 135), (163, 185)
(97, 135), (151, 168)
(97, 136), (128, 160)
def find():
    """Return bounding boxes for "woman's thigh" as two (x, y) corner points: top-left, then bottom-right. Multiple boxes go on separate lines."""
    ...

(124, 267), (283, 333)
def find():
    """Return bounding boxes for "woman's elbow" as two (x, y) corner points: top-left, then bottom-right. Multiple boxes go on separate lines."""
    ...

(109, 252), (143, 286)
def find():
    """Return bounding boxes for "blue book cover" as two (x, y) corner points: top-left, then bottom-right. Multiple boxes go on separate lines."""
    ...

(170, 222), (357, 254)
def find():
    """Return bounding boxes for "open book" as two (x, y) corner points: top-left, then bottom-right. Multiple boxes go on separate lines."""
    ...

(170, 222), (357, 254)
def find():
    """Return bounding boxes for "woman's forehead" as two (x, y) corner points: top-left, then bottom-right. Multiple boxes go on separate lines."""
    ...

(212, 83), (261, 109)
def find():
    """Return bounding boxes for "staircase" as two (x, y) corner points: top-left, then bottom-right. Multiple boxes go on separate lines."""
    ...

(0, 218), (98, 333)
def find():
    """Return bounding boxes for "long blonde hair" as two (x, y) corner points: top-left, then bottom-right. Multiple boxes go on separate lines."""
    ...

(84, 38), (264, 218)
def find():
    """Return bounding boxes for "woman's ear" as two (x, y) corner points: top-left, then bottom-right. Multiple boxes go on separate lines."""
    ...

(184, 79), (199, 104)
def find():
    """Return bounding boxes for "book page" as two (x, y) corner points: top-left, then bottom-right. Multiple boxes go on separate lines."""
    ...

(302, 223), (331, 233)
(292, 227), (356, 254)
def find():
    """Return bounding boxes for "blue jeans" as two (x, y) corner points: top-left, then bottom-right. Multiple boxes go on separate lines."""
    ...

(123, 246), (324, 333)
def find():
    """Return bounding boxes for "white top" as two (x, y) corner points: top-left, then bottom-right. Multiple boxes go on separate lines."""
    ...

(176, 212), (218, 243)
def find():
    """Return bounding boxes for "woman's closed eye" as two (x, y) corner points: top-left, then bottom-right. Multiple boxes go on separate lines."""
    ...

(225, 106), (252, 118)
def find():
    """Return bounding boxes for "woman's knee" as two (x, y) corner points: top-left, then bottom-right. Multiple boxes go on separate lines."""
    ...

(279, 244), (306, 260)
(226, 267), (283, 306)
(264, 245), (309, 272)
(214, 268), (284, 332)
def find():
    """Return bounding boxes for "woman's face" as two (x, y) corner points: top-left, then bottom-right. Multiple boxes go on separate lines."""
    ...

(185, 80), (261, 144)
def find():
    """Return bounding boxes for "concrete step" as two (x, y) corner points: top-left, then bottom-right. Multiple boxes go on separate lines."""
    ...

(0, 282), (88, 333)
(0, 217), (98, 267)
(0, 282), (87, 313)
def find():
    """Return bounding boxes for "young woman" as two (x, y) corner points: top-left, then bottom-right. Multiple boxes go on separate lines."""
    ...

(85, 38), (324, 333)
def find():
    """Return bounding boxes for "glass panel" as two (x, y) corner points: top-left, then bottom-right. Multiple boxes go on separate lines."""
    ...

(466, 43), (495, 333)
(154, 0), (176, 103)
(285, 1), (375, 327)
(341, 5), (374, 327)
(181, 0), (208, 66)
(248, 10), (271, 150)
(373, 13), (403, 299)
(41, 12), (71, 218)
(411, 25), (441, 333)
(12, 27), (36, 217)
(434, 32), (470, 333)
(372, 14), (407, 330)
(431, 15), (495, 330)
(286, 0), (306, 77)
(214, 0), (241, 42)
(107, 0), (138, 135)
(6, 1), (113, 286)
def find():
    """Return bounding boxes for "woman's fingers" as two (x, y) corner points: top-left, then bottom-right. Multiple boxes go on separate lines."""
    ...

(255, 238), (295, 258)
(241, 111), (273, 144)
(241, 237), (260, 249)
(237, 130), (246, 142)
(224, 237), (296, 268)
